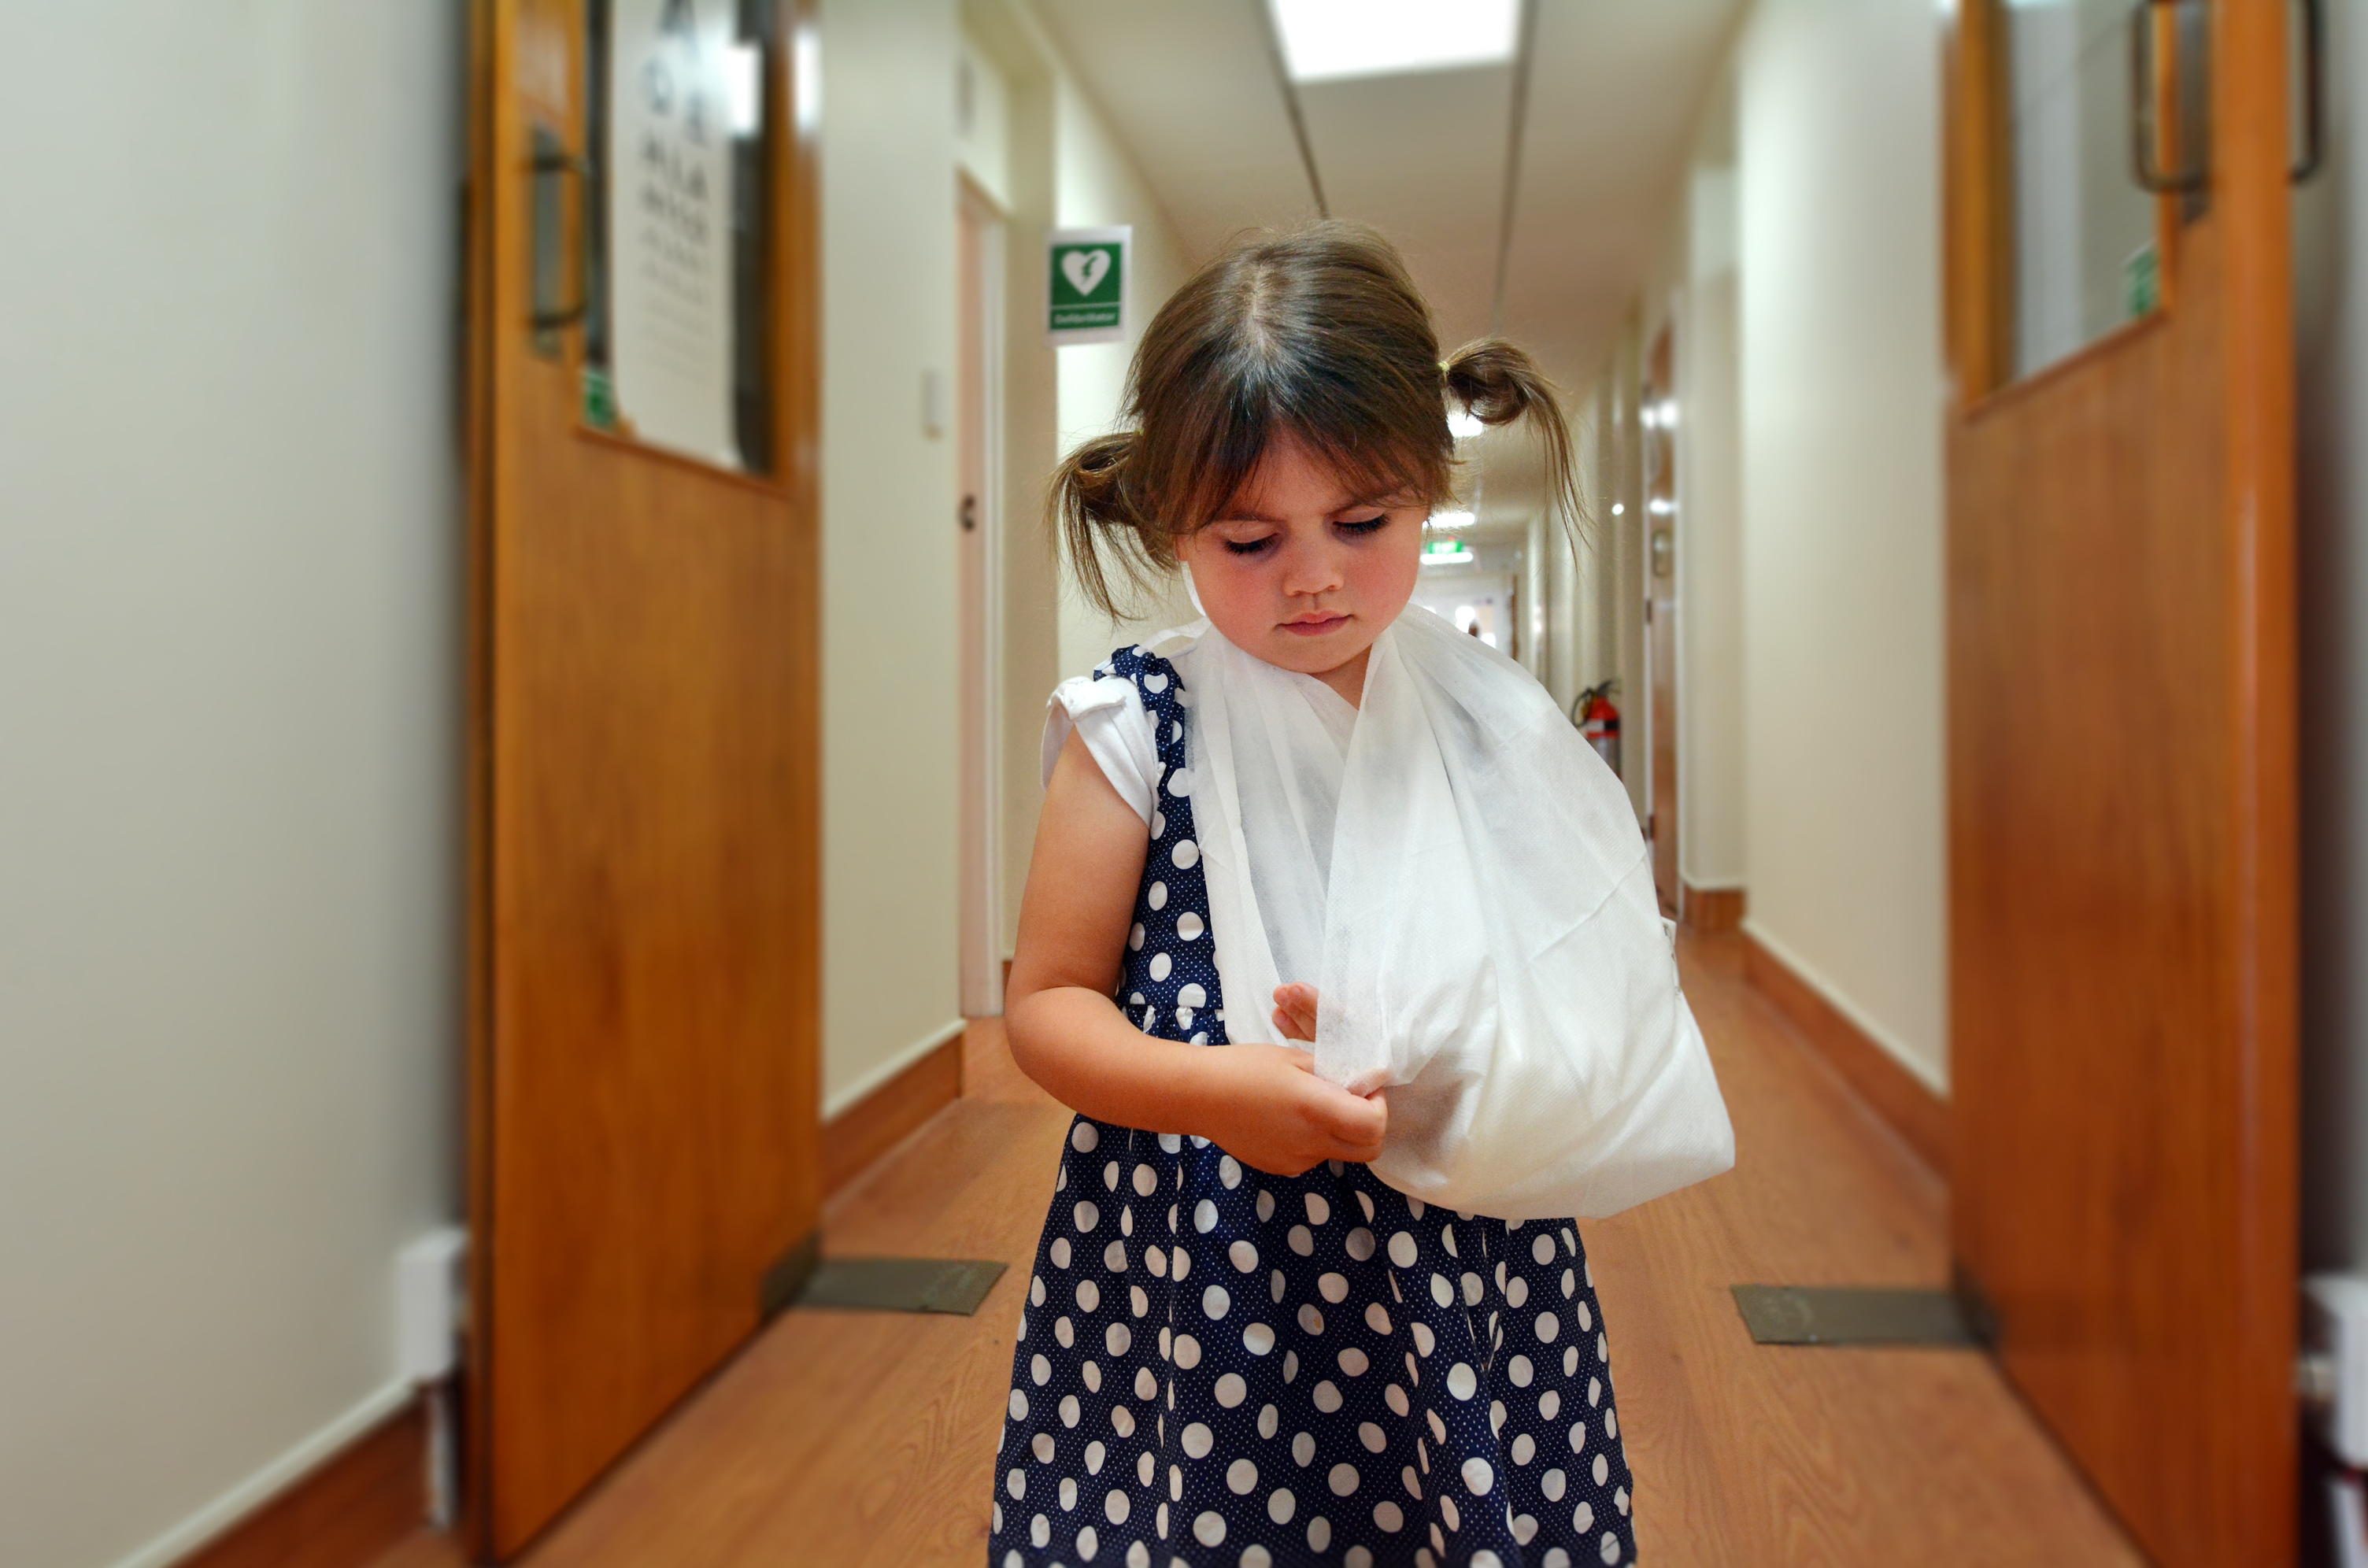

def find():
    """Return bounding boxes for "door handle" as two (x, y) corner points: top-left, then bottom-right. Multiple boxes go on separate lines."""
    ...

(2292, 0), (2325, 183)
(2129, 0), (2207, 195)
(529, 125), (592, 350)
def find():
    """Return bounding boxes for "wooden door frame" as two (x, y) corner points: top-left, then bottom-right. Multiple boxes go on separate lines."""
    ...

(957, 176), (1006, 1020)
(460, 0), (823, 1553)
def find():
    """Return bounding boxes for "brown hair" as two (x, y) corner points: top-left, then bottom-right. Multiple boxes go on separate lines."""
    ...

(1051, 220), (1579, 619)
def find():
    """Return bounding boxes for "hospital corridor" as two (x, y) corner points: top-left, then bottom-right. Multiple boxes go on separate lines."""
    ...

(3, 2), (2366, 1566)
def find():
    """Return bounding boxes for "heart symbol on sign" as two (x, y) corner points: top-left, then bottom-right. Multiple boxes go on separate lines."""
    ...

(1062, 248), (1112, 298)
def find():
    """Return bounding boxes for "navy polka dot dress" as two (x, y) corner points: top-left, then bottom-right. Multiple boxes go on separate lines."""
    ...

(990, 645), (1637, 1568)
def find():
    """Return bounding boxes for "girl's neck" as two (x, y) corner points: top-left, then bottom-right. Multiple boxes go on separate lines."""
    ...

(1312, 646), (1371, 709)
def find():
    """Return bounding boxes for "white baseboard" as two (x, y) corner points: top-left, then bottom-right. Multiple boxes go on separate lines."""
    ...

(107, 1377), (414, 1568)
(824, 1018), (968, 1121)
(1737, 915), (1949, 1096)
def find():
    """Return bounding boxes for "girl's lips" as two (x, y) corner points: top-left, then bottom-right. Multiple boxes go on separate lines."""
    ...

(1280, 613), (1349, 637)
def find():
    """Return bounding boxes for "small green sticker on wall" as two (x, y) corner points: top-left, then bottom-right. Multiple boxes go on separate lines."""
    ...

(1048, 226), (1130, 346)
(2124, 240), (2161, 320)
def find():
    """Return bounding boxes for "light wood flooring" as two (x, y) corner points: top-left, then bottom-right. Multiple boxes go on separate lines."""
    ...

(376, 933), (2142, 1566)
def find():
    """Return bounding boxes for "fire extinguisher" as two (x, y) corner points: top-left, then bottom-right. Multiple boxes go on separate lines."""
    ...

(1574, 680), (1621, 775)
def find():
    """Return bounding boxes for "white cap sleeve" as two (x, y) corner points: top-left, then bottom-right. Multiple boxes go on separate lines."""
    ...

(1043, 675), (1160, 823)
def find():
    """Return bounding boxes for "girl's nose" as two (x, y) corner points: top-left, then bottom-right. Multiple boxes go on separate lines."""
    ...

(1279, 537), (1345, 599)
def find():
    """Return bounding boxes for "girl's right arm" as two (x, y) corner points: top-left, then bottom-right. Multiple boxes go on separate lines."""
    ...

(1005, 730), (1386, 1177)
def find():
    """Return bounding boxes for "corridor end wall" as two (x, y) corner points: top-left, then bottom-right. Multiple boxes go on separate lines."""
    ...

(1733, 0), (1949, 1091)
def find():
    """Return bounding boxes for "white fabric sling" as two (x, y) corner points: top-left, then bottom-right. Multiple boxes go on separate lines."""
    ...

(1181, 603), (1734, 1222)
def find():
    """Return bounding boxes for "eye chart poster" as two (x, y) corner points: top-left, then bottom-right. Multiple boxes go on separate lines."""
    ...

(611, 0), (739, 468)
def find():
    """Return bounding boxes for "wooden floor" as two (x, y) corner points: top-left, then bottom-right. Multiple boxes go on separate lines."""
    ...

(376, 934), (2142, 1566)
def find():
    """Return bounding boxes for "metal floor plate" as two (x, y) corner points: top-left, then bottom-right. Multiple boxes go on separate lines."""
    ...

(793, 1256), (1008, 1316)
(1731, 1285), (1980, 1347)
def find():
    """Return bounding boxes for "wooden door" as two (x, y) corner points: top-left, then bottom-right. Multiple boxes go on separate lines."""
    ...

(1945, 2), (2296, 1563)
(463, 0), (821, 1555)
(1644, 324), (1679, 915)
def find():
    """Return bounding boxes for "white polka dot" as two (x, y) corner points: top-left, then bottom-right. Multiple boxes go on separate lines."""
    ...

(1512, 1433), (1536, 1465)
(1145, 1244), (1167, 1278)
(1179, 1420), (1215, 1458)
(1563, 1268), (1578, 1300)
(1365, 1303), (1393, 1334)
(1031, 1354), (1051, 1385)
(1345, 1227), (1377, 1261)
(1578, 1300), (1593, 1332)
(1060, 1476), (1078, 1511)
(1313, 1380), (1344, 1413)
(1201, 1284), (1230, 1320)
(1543, 1467), (1567, 1502)
(1137, 1366), (1158, 1399)
(1195, 1199), (1219, 1233)
(1152, 812), (1166, 839)
(1030, 1513), (1049, 1547)
(1178, 981), (1208, 1008)
(1289, 1225), (1315, 1256)
(1079, 1524), (1101, 1559)
(1074, 1201), (1099, 1232)
(1447, 1363), (1478, 1400)
(1156, 1503), (1170, 1540)
(1172, 839), (1200, 869)
(1113, 1406), (1137, 1438)
(1319, 1272), (1349, 1303)
(1149, 882), (1169, 910)
(1598, 1331), (1609, 1362)
(1219, 1156), (1242, 1189)
(1533, 1233), (1556, 1266)
(1293, 1432), (1318, 1466)
(1104, 1241), (1128, 1271)
(1507, 1276), (1531, 1308)
(1167, 767), (1193, 797)
(1131, 1285), (1149, 1315)
(1308, 1516), (1333, 1551)
(1601, 1530), (1621, 1563)
(1607, 1407), (1619, 1439)
(1491, 1400), (1508, 1434)
(1385, 1383), (1410, 1417)
(1230, 1239), (1260, 1272)
(1536, 1311), (1560, 1342)
(1061, 1394), (1082, 1428)
(1244, 1322), (1277, 1355)
(1412, 1322), (1437, 1356)
(1144, 671), (1168, 693)
(1284, 1350), (1299, 1382)
(1566, 1346), (1581, 1378)
(1175, 1334), (1203, 1370)
(1441, 1495), (1460, 1526)
(1129, 923), (1145, 952)
(1373, 1500), (1404, 1532)
(1178, 912), (1205, 941)
(1508, 1354), (1533, 1386)
(1338, 1347), (1370, 1376)
(1051, 1237), (1071, 1268)
(1463, 1456), (1495, 1495)
(1259, 1403), (1280, 1438)
(1328, 1462), (1361, 1496)
(1574, 1499), (1594, 1532)
(1298, 1304), (1325, 1335)
(1387, 1231), (1419, 1267)
(1193, 1509), (1227, 1547)
(1106, 1322), (1132, 1355)
(1269, 1488), (1297, 1524)
(1007, 1468), (1027, 1499)
(1541, 1389), (1561, 1420)
(1242, 1546), (1273, 1568)
(1225, 1457), (1259, 1496)
(1212, 1371), (1248, 1408)
(1593, 1453), (1611, 1485)
(1149, 952), (1172, 982)
(1009, 1390), (1029, 1420)
(1430, 1274), (1453, 1307)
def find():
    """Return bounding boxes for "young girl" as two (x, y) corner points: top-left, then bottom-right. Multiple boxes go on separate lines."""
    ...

(989, 225), (1727, 1568)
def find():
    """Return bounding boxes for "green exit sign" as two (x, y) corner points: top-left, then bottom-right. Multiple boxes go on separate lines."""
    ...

(1048, 226), (1130, 346)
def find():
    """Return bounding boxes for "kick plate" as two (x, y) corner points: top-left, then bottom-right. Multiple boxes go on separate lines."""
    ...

(1731, 1285), (1981, 1347)
(794, 1256), (1008, 1316)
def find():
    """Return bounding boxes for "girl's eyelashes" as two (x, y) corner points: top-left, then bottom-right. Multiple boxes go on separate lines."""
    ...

(1222, 534), (1277, 557)
(1336, 516), (1389, 537)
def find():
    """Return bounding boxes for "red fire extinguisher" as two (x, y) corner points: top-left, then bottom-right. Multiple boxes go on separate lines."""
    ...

(1574, 680), (1621, 775)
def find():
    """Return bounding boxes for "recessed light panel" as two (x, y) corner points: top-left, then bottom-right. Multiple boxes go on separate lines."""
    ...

(1270, 0), (1520, 85)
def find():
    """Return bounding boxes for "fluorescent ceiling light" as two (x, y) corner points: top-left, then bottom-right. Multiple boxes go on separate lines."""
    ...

(1270, 0), (1520, 84)
(1448, 409), (1486, 440)
(1428, 509), (1477, 531)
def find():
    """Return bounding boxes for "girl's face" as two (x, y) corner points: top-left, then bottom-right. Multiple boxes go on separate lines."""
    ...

(1175, 431), (1427, 706)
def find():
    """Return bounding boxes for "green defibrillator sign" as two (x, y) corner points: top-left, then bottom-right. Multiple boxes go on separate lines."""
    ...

(1048, 225), (1130, 346)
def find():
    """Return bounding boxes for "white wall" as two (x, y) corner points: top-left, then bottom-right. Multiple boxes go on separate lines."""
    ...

(0, 6), (461, 1565)
(1678, 161), (1747, 892)
(820, 0), (968, 1111)
(1052, 76), (1197, 678)
(1733, 0), (1948, 1088)
(2295, 0), (2368, 1274)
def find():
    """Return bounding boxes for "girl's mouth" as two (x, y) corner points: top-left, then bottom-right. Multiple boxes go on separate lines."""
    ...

(1281, 612), (1349, 637)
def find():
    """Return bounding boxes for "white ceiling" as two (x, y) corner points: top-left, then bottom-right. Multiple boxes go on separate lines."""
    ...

(1030, 0), (1745, 527)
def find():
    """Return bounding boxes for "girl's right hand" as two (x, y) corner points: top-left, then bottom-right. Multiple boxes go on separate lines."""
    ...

(1196, 1042), (1387, 1177)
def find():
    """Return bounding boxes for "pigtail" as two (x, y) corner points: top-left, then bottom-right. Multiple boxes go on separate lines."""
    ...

(1443, 339), (1582, 540)
(1049, 430), (1171, 623)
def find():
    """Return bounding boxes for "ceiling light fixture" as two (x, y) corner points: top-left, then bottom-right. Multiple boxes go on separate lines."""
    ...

(1268, 0), (1520, 85)
(1428, 509), (1477, 531)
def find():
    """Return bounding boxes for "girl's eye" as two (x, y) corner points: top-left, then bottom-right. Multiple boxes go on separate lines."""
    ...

(1337, 516), (1389, 537)
(1223, 534), (1276, 556)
